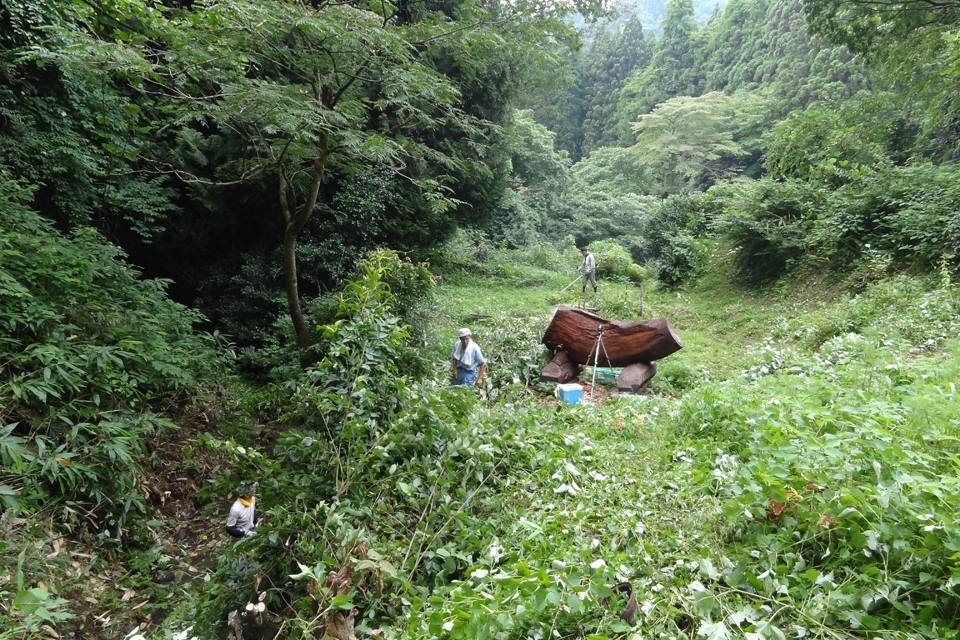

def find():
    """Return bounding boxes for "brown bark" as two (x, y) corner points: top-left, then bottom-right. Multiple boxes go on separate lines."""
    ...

(277, 138), (330, 361)
(542, 305), (683, 367)
(278, 175), (314, 360)
(281, 227), (311, 355)
(617, 362), (656, 392)
(540, 350), (580, 383)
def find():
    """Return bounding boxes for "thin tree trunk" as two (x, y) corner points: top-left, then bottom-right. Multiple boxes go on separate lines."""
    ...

(278, 173), (314, 361)
(277, 151), (328, 363)
(282, 226), (312, 355)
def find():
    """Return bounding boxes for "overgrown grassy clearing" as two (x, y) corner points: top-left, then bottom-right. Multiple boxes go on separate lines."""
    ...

(424, 272), (568, 380)
(412, 269), (960, 638)
(435, 263), (809, 392)
(394, 398), (726, 639)
(655, 340), (960, 639)
(9, 245), (957, 640)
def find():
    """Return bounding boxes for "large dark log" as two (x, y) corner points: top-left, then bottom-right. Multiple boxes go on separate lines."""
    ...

(540, 350), (580, 383)
(617, 362), (656, 392)
(542, 305), (683, 367)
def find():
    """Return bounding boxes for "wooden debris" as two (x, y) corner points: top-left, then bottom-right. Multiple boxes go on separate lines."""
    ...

(540, 350), (580, 383)
(617, 362), (656, 392)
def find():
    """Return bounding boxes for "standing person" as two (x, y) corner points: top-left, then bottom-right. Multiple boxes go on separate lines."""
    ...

(225, 482), (259, 538)
(580, 247), (597, 293)
(450, 328), (486, 387)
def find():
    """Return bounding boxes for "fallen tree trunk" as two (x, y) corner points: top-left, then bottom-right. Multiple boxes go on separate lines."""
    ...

(540, 350), (580, 383)
(542, 305), (683, 367)
(617, 362), (656, 392)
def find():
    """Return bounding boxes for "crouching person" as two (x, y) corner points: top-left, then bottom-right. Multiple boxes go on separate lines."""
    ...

(226, 482), (259, 539)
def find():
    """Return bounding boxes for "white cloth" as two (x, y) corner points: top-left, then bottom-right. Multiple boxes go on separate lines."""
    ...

(451, 339), (485, 371)
(580, 252), (596, 274)
(226, 498), (256, 535)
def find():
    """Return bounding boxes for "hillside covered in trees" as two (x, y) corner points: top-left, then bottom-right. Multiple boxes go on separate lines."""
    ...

(2, 0), (960, 638)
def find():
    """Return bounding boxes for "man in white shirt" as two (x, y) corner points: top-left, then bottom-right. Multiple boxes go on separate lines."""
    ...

(580, 247), (597, 293)
(450, 328), (487, 387)
(226, 482), (259, 538)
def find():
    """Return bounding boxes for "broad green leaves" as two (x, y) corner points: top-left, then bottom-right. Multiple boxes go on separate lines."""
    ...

(802, 0), (960, 57)
(1, 0), (178, 238)
(800, 0), (960, 153)
(0, 177), (225, 533)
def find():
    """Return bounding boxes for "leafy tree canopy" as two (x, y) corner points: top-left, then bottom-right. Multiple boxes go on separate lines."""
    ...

(629, 91), (759, 194)
(802, 0), (960, 56)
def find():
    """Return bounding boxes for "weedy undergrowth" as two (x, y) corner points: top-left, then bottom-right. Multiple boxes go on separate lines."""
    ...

(150, 258), (960, 640)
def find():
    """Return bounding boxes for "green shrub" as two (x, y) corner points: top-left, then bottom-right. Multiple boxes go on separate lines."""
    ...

(764, 96), (901, 184)
(852, 163), (960, 271)
(471, 314), (552, 395)
(647, 359), (707, 396)
(525, 243), (568, 272)
(427, 228), (492, 274)
(487, 189), (542, 249)
(357, 249), (436, 360)
(709, 178), (824, 286)
(633, 193), (710, 287)
(587, 240), (649, 286)
(0, 177), (225, 536)
(796, 276), (960, 352)
(709, 164), (960, 286)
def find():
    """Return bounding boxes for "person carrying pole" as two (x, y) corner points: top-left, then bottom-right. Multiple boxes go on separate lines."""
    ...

(579, 247), (597, 293)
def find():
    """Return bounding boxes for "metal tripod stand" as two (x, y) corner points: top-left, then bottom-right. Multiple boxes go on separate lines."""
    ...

(585, 325), (612, 401)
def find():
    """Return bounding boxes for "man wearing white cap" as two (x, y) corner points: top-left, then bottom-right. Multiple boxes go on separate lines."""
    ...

(450, 327), (486, 387)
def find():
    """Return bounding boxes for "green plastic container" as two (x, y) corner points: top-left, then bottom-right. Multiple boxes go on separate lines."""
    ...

(584, 366), (620, 386)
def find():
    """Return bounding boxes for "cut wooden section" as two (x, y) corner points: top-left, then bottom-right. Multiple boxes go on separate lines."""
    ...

(617, 362), (656, 392)
(542, 305), (683, 367)
(540, 350), (580, 383)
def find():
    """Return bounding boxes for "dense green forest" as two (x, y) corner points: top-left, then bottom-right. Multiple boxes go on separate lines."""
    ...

(2, 0), (960, 638)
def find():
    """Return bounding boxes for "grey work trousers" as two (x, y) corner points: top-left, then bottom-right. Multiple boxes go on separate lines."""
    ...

(581, 270), (597, 292)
